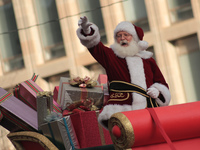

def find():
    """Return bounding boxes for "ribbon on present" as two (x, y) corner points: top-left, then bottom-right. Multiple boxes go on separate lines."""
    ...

(95, 111), (106, 146)
(0, 92), (34, 130)
(44, 112), (62, 122)
(67, 98), (99, 111)
(31, 73), (39, 82)
(69, 76), (99, 106)
(69, 76), (97, 88)
(0, 92), (12, 104)
(0, 92), (12, 122)
(63, 98), (99, 116)
(63, 117), (75, 150)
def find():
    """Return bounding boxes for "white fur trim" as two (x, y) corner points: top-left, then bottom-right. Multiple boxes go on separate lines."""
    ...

(138, 41), (149, 50)
(113, 21), (149, 51)
(76, 23), (101, 48)
(135, 50), (153, 59)
(98, 104), (132, 129)
(126, 57), (147, 109)
(126, 57), (146, 89)
(114, 21), (139, 42)
(150, 83), (171, 106)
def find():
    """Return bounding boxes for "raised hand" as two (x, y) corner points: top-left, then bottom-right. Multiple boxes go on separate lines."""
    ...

(78, 16), (92, 34)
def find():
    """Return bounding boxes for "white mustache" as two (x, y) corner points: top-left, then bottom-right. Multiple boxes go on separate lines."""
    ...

(120, 40), (128, 45)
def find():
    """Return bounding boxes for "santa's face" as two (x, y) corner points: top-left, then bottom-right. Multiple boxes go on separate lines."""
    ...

(111, 32), (140, 58)
(116, 31), (133, 47)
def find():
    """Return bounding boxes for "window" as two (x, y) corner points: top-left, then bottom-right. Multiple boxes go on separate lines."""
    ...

(174, 35), (200, 102)
(122, 0), (150, 32)
(0, 0), (24, 72)
(167, 0), (193, 23)
(34, 0), (66, 61)
(77, 0), (107, 44)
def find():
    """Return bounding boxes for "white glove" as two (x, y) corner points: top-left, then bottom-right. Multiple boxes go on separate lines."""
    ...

(78, 16), (92, 34)
(147, 87), (159, 99)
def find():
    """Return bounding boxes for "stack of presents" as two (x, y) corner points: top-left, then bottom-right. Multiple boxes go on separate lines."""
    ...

(1, 73), (200, 150)
(0, 74), (113, 150)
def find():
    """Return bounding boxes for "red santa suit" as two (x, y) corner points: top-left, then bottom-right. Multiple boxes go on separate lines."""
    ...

(76, 21), (171, 129)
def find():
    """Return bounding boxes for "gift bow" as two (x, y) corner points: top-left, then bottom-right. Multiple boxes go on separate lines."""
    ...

(69, 76), (97, 88)
(37, 91), (53, 97)
(66, 98), (98, 111)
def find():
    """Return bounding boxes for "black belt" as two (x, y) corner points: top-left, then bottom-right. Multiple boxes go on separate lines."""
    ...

(109, 80), (159, 108)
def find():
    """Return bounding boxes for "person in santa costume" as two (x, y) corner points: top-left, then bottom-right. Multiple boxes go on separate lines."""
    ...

(76, 16), (171, 129)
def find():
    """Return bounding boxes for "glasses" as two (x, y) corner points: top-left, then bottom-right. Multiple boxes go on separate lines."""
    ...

(116, 33), (132, 39)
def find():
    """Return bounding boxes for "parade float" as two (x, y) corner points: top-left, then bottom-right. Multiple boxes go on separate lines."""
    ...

(0, 74), (200, 150)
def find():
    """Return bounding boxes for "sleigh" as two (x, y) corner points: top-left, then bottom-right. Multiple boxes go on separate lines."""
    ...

(6, 101), (200, 150)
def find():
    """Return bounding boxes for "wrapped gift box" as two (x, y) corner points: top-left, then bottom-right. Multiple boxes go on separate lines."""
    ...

(14, 79), (62, 113)
(70, 111), (113, 149)
(0, 87), (38, 132)
(97, 74), (108, 85)
(37, 91), (54, 128)
(53, 86), (59, 102)
(97, 74), (109, 105)
(58, 77), (103, 110)
(40, 115), (80, 150)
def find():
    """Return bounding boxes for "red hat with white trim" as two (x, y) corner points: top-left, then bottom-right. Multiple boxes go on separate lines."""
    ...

(114, 21), (148, 50)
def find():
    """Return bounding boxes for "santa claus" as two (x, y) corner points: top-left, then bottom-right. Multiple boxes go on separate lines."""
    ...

(77, 16), (171, 129)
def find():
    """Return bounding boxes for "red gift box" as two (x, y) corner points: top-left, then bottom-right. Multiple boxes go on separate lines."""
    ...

(97, 74), (109, 105)
(14, 79), (62, 113)
(70, 111), (112, 149)
(53, 86), (59, 103)
(0, 87), (38, 132)
(97, 74), (108, 85)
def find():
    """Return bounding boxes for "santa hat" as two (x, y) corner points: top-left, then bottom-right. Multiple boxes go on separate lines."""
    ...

(114, 21), (148, 50)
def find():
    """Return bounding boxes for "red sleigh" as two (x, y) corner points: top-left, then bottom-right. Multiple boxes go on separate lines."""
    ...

(7, 101), (200, 150)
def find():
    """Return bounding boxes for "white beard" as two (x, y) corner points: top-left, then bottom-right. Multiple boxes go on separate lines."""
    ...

(110, 40), (140, 58)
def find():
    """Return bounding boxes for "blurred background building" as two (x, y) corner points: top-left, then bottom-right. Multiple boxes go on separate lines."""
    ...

(0, 0), (200, 149)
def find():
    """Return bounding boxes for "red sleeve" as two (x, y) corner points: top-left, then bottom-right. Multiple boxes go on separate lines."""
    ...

(88, 42), (114, 70)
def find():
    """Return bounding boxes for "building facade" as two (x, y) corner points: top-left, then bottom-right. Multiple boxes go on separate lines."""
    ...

(0, 0), (200, 148)
(0, 0), (200, 104)
(1, 0), (200, 104)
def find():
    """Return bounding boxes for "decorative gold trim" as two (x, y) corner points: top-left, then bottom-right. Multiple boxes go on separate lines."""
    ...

(110, 89), (148, 98)
(110, 81), (149, 98)
(108, 93), (130, 102)
(155, 101), (159, 107)
(7, 131), (58, 150)
(149, 98), (154, 108)
(108, 112), (134, 149)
